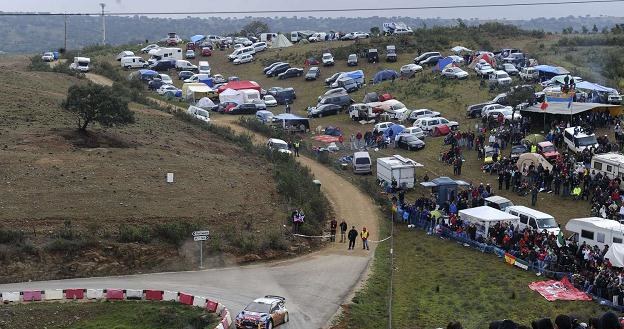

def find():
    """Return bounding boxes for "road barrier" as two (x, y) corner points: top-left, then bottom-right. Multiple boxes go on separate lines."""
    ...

(0, 288), (232, 329)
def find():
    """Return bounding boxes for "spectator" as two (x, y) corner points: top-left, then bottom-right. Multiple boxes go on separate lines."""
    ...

(347, 226), (358, 250)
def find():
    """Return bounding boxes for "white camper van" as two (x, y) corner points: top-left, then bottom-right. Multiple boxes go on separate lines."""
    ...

(565, 217), (624, 249)
(148, 47), (183, 65)
(506, 206), (560, 235)
(459, 206), (519, 240)
(376, 155), (423, 189)
(120, 56), (148, 69)
(69, 57), (90, 72)
(563, 126), (599, 153)
(591, 153), (624, 184)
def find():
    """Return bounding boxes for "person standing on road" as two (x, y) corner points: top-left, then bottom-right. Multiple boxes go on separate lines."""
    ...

(339, 219), (348, 243)
(360, 227), (370, 250)
(330, 218), (337, 242)
(347, 226), (358, 250)
(293, 140), (300, 157)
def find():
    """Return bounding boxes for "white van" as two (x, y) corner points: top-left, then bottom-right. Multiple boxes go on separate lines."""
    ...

(187, 105), (210, 123)
(563, 126), (598, 153)
(591, 153), (624, 183)
(69, 57), (90, 72)
(228, 46), (255, 61)
(198, 61), (211, 75)
(353, 151), (372, 174)
(506, 205), (560, 235)
(459, 206), (519, 240)
(175, 60), (197, 71)
(116, 50), (135, 61)
(565, 217), (624, 249)
(484, 196), (514, 211)
(120, 56), (148, 69)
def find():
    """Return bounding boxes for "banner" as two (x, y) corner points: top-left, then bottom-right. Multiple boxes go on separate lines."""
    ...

(528, 277), (592, 301)
(504, 253), (529, 270)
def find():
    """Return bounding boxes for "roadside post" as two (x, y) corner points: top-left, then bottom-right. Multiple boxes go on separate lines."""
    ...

(192, 230), (210, 269)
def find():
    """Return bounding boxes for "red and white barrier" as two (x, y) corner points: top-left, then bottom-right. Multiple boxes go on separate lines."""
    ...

(1, 288), (232, 329)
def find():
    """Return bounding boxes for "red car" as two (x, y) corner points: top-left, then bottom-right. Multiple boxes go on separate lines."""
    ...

(201, 47), (212, 57)
(537, 141), (560, 161)
(186, 42), (196, 51)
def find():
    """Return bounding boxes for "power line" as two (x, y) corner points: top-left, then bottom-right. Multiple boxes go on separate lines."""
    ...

(2, 0), (624, 16)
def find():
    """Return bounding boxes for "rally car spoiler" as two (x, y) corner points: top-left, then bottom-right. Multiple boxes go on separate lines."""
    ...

(265, 295), (286, 301)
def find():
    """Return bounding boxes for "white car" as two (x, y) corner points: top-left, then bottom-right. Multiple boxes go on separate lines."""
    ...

(252, 42), (267, 52)
(393, 27), (413, 35)
(441, 67), (469, 79)
(408, 109), (441, 121)
(400, 64), (423, 77)
(187, 105), (210, 123)
(233, 43), (244, 50)
(485, 108), (522, 123)
(398, 126), (426, 140)
(158, 74), (173, 85)
(233, 54), (254, 65)
(482, 104), (513, 117)
(157, 84), (181, 96)
(267, 138), (292, 155)
(489, 70), (512, 85)
(41, 52), (55, 62)
(263, 95), (278, 107)
(322, 53), (335, 66)
(413, 117), (459, 133)
(374, 122), (395, 133)
(234, 37), (253, 46)
(141, 44), (159, 53)
(185, 50), (195, 59)
(475, 62), (495, 77)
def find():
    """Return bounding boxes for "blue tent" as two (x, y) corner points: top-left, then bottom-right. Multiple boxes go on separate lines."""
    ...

(373, 69), (399, 84)
(190, 35), (206, 43)
(576, 81), (616, 93)
(434, 57), (453, 72)
(534, 65), (570, 75)
(383, 124), (404, 138)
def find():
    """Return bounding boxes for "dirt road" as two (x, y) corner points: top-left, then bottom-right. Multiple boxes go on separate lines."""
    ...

(0, 74), (384, 328)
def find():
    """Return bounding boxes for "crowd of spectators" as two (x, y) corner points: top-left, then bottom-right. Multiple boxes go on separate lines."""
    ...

(445, 312), (624, 329)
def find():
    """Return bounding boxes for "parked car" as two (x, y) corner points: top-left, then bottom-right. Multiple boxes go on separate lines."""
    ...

(278, 68), (304, 80)
(141, 44), (159, 53)
(324, 72), (342, 86)
(400, 64), (423, 78)
(149, 59), (176, 71)
(503, 63), (519, 76)
(418, 55), (441, 66)
(201, 47), (212, 57)
(253, 42), (268, 52)
(485, 108), (522, 124)
(305, 66), (320, 80)
(267, 138), (292, 155)
(317, 88), (347, 102)
(148, 78), (165, 91)
(308, 104), (342, 118)
(266, 63), (290, 77)
(396, 135), (426, 151)
(187, 106), (210, 123)
(175, 60), (197, 71)
(386, 45), (397, 62)
(441, 67), (469, 79)
(475, 62), (495, 77)
(263, 95), (278, 107)
(341, 31), (369, 40)
(481, 104), (513, 117)
(185, 50), (195, 59)
(489, 70), (512, 86)
(234, 296), (288, 329)
(374, 122), (395, 133)
(322, 53), (335, 66)
(178, 70), (194, 80)
(413, 52), (441, 64)
(510, 144), (529, 159)
(398, 126), (426, 140)
(317, 94), (353, 108)
(537, 141), (560, 161)
(227, 103), (262, 115)
(233, 53), (254, 65)
(367, 49), (379, 63)
(413, 117), (459, 133)
(158, 74), (173, 85)
(41, 52), (55, 62)
(520, 67), (539, 81)
(347, 54), (358, 66)
(157, 84), (181, 96)
(263, 62), (285, 74)
(408, 109), (441, 121)
(448, 55), (465, 65)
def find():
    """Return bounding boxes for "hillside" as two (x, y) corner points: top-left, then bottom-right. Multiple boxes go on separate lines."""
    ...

(0, 56), (324, 283)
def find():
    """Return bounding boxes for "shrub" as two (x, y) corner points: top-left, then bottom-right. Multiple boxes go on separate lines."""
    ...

(118, 224), (152, 243)
(0, 229), (25, 244)
(46, 239), (96, 254)
(152, 222), (199, 247)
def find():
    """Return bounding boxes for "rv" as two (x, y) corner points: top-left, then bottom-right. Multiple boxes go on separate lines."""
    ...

(120, 56), (148, 69)
(116, 50), (135, 61)
(565, 217), (624, 249)
(260, 33), (278, 42)
(69, 57), (90, 72)
(148, 47), (183, 65)
(376, 155), (423, 189)
(591, 153), (624, 183)
(563, 126), (598, 153)
(459, 206), (519, 240)
(506, 206), (560, 235)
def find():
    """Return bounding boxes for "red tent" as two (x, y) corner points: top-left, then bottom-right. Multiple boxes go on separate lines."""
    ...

(432, 125), (451, 137)
(216, 80), (261, 93)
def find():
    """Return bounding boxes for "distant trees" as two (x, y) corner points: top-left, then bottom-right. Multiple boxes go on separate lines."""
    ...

(63, 84), (134, 132)
(370, 26), (380, 36)
(592, 24), (599, 33)
(581, 26), (589, 34)
(562, 27), (574, 34)
(240, 20), (269, 37)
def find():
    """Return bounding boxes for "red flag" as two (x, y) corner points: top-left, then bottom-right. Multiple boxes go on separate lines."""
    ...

(540, 102), (549, 110)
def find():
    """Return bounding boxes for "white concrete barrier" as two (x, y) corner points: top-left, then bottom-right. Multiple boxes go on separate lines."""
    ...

(86, 288), (104, 300)
(192, 296), (207, 308)
(44, 289), (64, 300)
(163, 290), (178, 301)
(1, 291), (20, 303)
(125, 289), (143, 300)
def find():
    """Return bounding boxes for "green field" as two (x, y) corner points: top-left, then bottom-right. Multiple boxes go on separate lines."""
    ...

(2, 301), (218, 329)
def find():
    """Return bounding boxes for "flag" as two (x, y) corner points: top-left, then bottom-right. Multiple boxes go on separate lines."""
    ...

(540, 102), (549, 111)
(557, 231), (566, 248)
(567, 99), (573, 109)
(504, 253), (516, 265)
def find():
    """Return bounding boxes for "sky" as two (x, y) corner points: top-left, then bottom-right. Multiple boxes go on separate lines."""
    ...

(3, 0), (624, 20)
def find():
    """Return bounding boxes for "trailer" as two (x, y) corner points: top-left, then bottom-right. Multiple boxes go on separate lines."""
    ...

(376, 155), (423, 189)
(566, 217), (624, 250)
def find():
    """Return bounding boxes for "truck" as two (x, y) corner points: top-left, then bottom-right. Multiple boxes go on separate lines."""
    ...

(376, 155), (423, 189)
(148, 47), (183, 65)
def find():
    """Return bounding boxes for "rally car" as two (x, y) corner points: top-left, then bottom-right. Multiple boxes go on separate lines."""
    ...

(235, 295), (289, 329)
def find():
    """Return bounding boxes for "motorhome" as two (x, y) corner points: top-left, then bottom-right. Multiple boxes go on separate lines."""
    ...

(148, 47), (183, 65)
(459, 206), (519, 240)
(376, 155), (423, 189)
(116, 50), (135, 61)
(506, 206), (560, 235)
(565, 217), (624, 249)
(563, 126), (599, 153)
(69, 57), (90, 72)
(260, 33), (278, 42)
(591, 153), (624, 184)
(120, 56), (148, 69)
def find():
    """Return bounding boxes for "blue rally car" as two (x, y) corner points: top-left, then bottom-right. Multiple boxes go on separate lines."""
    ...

(235, 295), (289, 329)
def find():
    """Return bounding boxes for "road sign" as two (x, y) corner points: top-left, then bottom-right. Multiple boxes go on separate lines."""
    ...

(192, 230), (210, 237)
(194, 236), (208, 241)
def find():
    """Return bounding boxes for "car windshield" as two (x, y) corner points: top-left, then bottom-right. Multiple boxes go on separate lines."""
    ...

(323, 54), (332, 59)
(355, 158), (370, 164)
(245, 302), (271, 313)
(265, 96), (275, 101)
(274, 143), (288, 150)
(541, 145), (556, 153)
(498, 73), (510, 78)
(499, 201), (514, 209)
(404, 135), (418, 141)
(537, 217), (558, 229)
(577, 136), (598, 146)
(439, 119), (448, 124)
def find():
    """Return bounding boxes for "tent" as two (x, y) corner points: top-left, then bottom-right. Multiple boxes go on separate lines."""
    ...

(516, 153), (553, 174)
(383, 124), (404, 138)
(469, 53), (495, 68)
(196, 97), (216, 110)
(190, 35), (206, 43)
(522, 102), (621, 116)
(434, 57), (454, 71)
(216, 80), (261, 93)
(459, 206), (519, 238)
(451, 46), (472, 53)
(373, 70), (399, 84)
(534, 65), (570, 76)
(576, 81), (617, 93)
(272, 34), (293, 48)
(218, 88), (244, 105)
(431, 125), (451, 137)
(604, 244), (624, 268)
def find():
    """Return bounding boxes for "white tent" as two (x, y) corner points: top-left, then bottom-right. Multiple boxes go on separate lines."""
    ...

(605, 243), (624, 268)
(196, 97), (216, 109)
(516, 153), (553, 174)
(219, 88), (244, 104)
(459, 206), (519, 238)
(272, 34), (293, 48)
(451, 46), (472, 53)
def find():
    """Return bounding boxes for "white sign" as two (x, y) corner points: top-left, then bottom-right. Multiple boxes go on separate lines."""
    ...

(194, 236), (208, 241)
(192, 230), (210, 237)
(166, 173), (174, 183)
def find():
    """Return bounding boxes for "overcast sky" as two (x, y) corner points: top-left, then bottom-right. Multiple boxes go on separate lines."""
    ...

(4, 0), (624, 20)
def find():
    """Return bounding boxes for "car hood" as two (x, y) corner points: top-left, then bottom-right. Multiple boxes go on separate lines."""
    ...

(237, 311), (269, 322)
(542, 151), (559, 158)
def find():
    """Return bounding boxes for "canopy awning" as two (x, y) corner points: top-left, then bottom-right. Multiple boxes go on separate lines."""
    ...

(522, 102), (620, 115)
(576, 81), (617, 93)
(534, 65), (570, 75)
(451, 46), (472, 53)
(190, 35), (206, 43)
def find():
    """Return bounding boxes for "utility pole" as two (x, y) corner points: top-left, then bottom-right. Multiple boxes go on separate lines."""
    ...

(99, 3), (106, 45)
(64, 14), (67, 51)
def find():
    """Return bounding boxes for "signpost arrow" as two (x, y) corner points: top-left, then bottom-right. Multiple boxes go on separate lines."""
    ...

(192, 230), (210, 269)
(193, 236), (208, 241)
(192, 230), (210, 237)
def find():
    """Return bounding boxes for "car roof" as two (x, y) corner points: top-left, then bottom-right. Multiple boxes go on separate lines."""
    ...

(268, 138), (287, 144)
(253, 297), (283, 304)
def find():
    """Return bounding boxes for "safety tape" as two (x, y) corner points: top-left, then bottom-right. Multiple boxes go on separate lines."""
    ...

(292, 233), (334, 238)
(369, 236), (392, 243)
